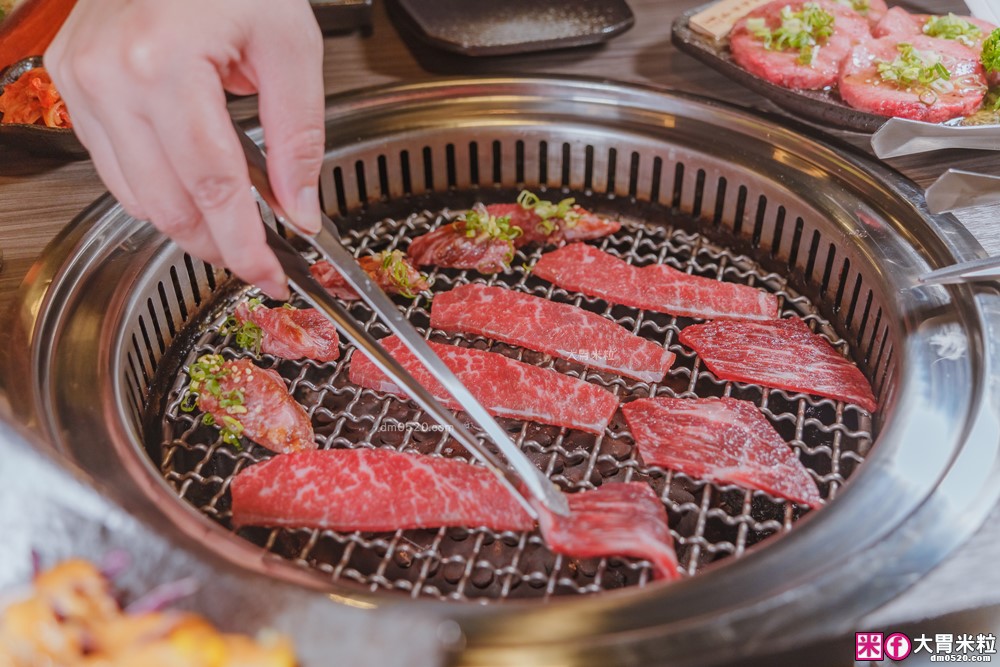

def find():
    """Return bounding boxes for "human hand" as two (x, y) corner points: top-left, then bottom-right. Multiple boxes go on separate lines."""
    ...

(45, 0), (326, 299)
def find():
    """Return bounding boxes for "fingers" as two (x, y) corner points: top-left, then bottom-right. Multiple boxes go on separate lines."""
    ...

(42, 0), (326, 302)
(101, 113), (226, 266)
(45, 11), (143, 219)
(148, 62), (289, 300)
(247, 2), (325, 234)
(62, 106), (146, 219)
(48, 36), (228, 269)
(218, 61), (258, 97)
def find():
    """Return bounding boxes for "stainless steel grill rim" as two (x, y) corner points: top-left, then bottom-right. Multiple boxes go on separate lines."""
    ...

(5, 77), (1000, 667)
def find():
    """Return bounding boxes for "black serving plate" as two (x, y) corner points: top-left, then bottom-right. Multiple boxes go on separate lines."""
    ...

(672, 3), (891, 133)
(0, 56), (88, 159)
(393, 0), (635, 57)
(309, 0), (373, 33)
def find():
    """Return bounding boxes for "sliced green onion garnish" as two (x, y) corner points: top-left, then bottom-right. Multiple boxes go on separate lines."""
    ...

(378, 249), (427, 299)
(924, 13), (982, 48)
(460, 204), (523, 243)
(220, 315), (263, 356)
(876, 43), (952, 105)
(181, 353), (247, 448)
(516, 189), (581, 232)
(748, 3), (835, 66)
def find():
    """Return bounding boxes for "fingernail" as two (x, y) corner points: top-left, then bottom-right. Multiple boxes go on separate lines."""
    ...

(296, 186), (321, 234)
(258, 277), (290, 302)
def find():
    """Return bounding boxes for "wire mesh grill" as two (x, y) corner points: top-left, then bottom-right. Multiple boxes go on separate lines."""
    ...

(152, 199), (873, 602)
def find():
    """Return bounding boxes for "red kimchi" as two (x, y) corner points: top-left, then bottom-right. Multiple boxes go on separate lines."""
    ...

(0, 66), (71, 128)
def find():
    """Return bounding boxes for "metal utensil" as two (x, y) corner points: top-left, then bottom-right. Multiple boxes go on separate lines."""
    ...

(234, 125), (569, 519)
(871, 118), (1000, 159)
(914, 169), (1000, 285)
(918, 254), (1000, 285)
(925, 168), (1000, 214)
(11, 77), (1000, 663)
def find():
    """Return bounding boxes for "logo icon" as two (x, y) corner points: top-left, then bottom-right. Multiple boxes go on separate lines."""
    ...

(857, 632), (884, 660)
(885, 633), (912, 661)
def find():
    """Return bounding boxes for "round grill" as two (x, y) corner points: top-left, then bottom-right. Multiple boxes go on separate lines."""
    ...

(8, 78), (1000, 665)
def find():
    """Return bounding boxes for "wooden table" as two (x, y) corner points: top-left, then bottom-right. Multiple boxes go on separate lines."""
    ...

(1, 0), (999, 642)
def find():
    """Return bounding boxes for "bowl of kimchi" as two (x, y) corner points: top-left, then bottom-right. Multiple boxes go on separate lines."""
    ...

(0, 56), (87, 158)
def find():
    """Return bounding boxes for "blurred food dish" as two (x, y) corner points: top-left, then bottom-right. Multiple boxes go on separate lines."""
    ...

(0, 61), (70, 128)
(673, 0), (1000, 131)
(391, 0), (634, 56)
(0, 56), (87, 158)
(0, 559), (296, 667)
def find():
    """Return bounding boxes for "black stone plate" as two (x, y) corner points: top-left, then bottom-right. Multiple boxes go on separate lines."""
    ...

(309, 0), (373, 33)
(393, 0), (635, 57)
(671, 3), (891, 133)
(0, 56), (88, 159)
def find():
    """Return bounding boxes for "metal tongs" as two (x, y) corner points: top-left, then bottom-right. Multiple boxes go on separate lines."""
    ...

(234, 124), (569, 518)
(869, 119), (1000, 285)
(917, 169), (1000, 286)
(871, 118), (1000, 159)
(864, 0), (1000, 287)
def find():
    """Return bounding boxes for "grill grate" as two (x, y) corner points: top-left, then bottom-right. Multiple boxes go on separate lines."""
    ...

(151, 198), (872, 602)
